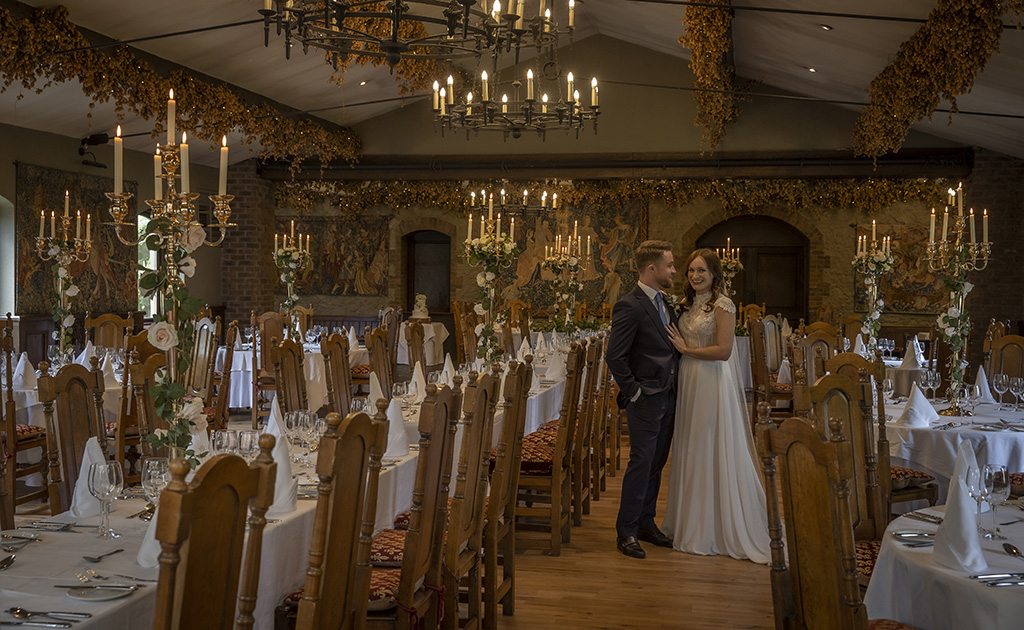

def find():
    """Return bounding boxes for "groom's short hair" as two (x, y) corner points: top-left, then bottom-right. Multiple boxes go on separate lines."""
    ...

(635, 240), (673, 271)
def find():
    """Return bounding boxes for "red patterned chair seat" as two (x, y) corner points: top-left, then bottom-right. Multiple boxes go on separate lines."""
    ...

(855, 540), (881, 580)
(770, 381), (793, 394)
(1010, 472), (1024, 496)
(369, 528), (408, 568)
(279, 567), (405, 613)
(868, 619), (919, 629)
(351, 364), (371, 376)
(891, 466), (935, 490)
(516, 433), (555, 475)
(13, 424), (45, 439)
(104, 421), (139, 437)
(392, 496), (484, 531)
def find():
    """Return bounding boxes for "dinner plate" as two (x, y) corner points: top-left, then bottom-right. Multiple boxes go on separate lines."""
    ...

(66, 583), (136, 601)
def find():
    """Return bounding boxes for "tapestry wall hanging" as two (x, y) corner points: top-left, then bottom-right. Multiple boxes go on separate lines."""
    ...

(277, 215), (390, 297)
(853, 222), (944, 315)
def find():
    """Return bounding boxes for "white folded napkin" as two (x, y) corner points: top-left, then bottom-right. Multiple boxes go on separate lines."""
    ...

(265, 396), (297, 516)
(75, 340), (96, 367)
(101, 353), (120, 390)
(136, 505), (161, 568)
(975, 365), (998, 404)
(67, 437), (105, 518)
(12, 352), (37, 390)
(544, 356), (567, 382)
(893, 383), (938, 427)
(913, 337), (926, 364)
(517, 336), (532, 361)
(440, 355), (455, 388)
(776, 358), (792, 385)
(781, 318), (792, 339)
(383, 398), (409, 460)
(368, 371), (386, 411)
(530, 366), (542, 393)
(853, 334), (866, 356)
(900, 344), (920, 369)
(348, 326), (360, 350)
(443, 353), (455, 378)
(411, 361), (427, 403)
(534, 334), (546, 354)
(234, 332), (243, 349)
(933, 441), (988, 571)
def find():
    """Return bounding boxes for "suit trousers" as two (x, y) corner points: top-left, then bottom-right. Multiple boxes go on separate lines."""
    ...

(615, 388), (676, 539)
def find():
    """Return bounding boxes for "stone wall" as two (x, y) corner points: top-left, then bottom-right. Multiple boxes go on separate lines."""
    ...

(221, 159), (276, 324)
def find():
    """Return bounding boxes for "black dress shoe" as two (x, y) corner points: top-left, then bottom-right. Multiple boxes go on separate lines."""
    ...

(616, 535), (646, 559)
(637, 527), (673, 548)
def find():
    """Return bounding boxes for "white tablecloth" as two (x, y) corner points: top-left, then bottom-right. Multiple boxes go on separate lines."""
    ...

(884, 358), (930, 397)
(397, 322), (449, 366)
(865, 505), (1024, 629)
(214, 345), (356, 411)
(734, 336), (753, 390)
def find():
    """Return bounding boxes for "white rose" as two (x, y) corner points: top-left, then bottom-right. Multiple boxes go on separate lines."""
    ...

(153, 428), (168, 440)
(485, 271), (495, 282)
(192, 414), (208, 434)
(945, 326), (955, 338)
(48, 246), (60, 257)
(474, 303), (486, 316)
(63, 314), (75, 327)
(148, 321), (179, 351)
(948, 307), (960, 318)
(65, 284), (79, 297)
(861, 325), (870, 335)
(963, 281), (974, 295)
(178, 256), (196, 278)
(876, 299), (884, 308)
(179, 397), (205, 423)
(57, 266), (68, 279)
(182, 225), (207, 253)
(504, 242), (514, 253)
(474, 323), (484, 336)
(568, 256), (578, 266)
(476, 272), (487, 287)
(280, 273), (288, 282)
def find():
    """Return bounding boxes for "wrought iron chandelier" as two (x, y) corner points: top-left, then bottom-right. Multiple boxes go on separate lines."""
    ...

(470, 185), (560, 219)
(259, 0), (576, 70)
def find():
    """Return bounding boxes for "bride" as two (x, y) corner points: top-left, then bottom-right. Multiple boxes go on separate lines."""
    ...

(661, 248), (770, 564)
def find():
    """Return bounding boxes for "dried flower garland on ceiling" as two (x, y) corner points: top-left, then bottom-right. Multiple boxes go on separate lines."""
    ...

(853, 0), (1024, 158)
(0, 5), (361, 168)
(274, 177), (950, 217)
(679, 0), (744, 150)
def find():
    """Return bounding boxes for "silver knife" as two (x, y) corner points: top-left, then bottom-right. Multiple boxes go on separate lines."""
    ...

(53, 584), (139, 591)
(970, 572), (1024, 580)
(986, 581), (1024, 587)
(0, 623), (73, 628)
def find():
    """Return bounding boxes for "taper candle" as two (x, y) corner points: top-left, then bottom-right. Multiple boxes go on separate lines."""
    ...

(566, 72), (574, 102)
(76, 210), (81, 240)
(984, 209), (989, 243)
(39, 210), (44, 238)
(50, 210), (55, 238)
(218, 136), (229, 196)
(481, 70), (489, 102)
(291, 220), (295, 239)
(432, 81), (439, 110)
(496, 213), (502, 237)
(154, 150), (163, 201)
(510, 216), (515, 241)
(871, 219), (876, 243)
(114, 125), (123, 194)
(942, 208), (949, 241)
(64, 190), (69, 217)
(275, 234), (279, 250)
(970, 208), (976, 243)
(467, 213), (473, 243)
(180, 132), (190, 194)
(85, 213), (90, 242)
(591, 77), (598, 107)
(526, 69), (534, 100)
(167, 89), (175, 145)
(929, 208), (936, 244)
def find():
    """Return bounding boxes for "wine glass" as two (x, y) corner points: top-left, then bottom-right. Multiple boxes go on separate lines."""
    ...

(983, 464), (1010, 540)
(350, 398), (367, 414)
(392, 381), (408, 408)
(47, 344), (60, 368)
(882, 378), (895, 401)
(298, 412), (315, 466)
(954, 385), (970, 417)
(965, 466), (992, 538)
(1010, 377), (1024, 411)
(88, 461), (124, 539)
(212, 429), (238, 456)
(243, 326), (255, 348)
(284, 411), (302, 460)
(238, 430), (260, 463)
(993, 373), (1010, 409)
(141, 457), (169, 506)
(917, 373), (932, 402)
(968, 384), (982, 415)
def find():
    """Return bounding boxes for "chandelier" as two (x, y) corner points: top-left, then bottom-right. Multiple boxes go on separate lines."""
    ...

(432, 68), (599, 139)
(259, 0), (576, 69)
(470, 184), (559, 219)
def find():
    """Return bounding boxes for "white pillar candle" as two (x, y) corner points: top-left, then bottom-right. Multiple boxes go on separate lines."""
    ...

(567, 71), (574, 102)
(591, 77), (598, 107)
(984, 209), (989, 243)
(180, 132), (190, 194)
(167, 89), (176, 146)
(526, 69), (534, 100)
(970, 209), (976, 243)
(218, 136), (229, 196)
(39, 210), (44, 238)
(114, 125), (123, 194)
(929, 208), (936, 244)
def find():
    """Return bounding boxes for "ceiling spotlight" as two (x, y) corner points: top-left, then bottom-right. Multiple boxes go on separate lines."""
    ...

(808, 67), (817, 73)
(820, 24), (833, 31)
(359, 81), (367, 86)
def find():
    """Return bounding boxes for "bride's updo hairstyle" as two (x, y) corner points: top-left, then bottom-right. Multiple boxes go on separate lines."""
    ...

(682, 248), (724, 313)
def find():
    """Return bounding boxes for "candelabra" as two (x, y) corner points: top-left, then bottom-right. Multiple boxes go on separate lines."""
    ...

(542, 220), (590, 326)
(852, 220), (893, 356)
(471, 185), (558, 221)
(465, 208), (520, 361)
(716, 239), (743, 297)
(274, 220), (312, 314)
(926, 183), (992, 416)
(35, 191), (92, 357)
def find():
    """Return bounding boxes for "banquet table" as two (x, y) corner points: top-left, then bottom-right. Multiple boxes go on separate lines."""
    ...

(396, 321), (449, 366)
(865, 505), (1024, 629)
(733, 336), (753, 390)
(214, 344), (353, 411)
(883, 357), (929, 397)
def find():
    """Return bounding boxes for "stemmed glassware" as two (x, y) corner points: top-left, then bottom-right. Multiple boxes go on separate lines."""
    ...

(238, 430), (260, 463)
(882, 378), (895, 401)
(141, 457), (169, 506)
(965, 466), (993, 538)
(392, 382), (408, 409)
(243, 326), (255, 349)
(88, 461), (124, 539)
(968, 384), (982, 415)
(350, 398), (366, 414)
(1010, 377), (1024, 411)
(983, 464), (1010, 540)
(298, 411), (316, 467)
(284, 411), (303, 461)
(993, 373), (1010, 409)
(212, 429), (239, 456)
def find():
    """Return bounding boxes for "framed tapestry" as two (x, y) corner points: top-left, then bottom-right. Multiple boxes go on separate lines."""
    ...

(277, 215), (390, 296)
(15, 163), (139, 315)
(853, 222), (945, 314)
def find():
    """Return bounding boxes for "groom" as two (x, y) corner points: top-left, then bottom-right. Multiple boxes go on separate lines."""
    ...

(606, 240), (679, 559)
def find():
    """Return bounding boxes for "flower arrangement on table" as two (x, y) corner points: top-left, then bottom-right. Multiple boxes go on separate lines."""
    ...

(274, 222), (312, 313)
(541, 252), (584, 332)
(851, 226), (894, 353)
(935, 274), (973, 389)
(465, 210), (519, 363)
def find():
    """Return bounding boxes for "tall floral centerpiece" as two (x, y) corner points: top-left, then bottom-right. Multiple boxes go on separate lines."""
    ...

(105, 93), (234, 465)
(465, 203), (519, 362)
(717, 240), (743, 297)
(541, 220), (589, 331)
(274, 220), (312, 320)
(851, 221), (893, 354)
(35, 191), (92, 359)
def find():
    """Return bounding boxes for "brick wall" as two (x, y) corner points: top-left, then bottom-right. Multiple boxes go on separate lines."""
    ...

(221, 158), (275, 324)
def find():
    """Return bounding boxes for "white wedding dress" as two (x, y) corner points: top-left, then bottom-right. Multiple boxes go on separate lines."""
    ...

(661, 292), (771, 564)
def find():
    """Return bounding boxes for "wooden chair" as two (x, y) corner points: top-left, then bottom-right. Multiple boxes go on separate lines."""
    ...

(840, 314), (865, 347)
(607, 380), (623, 475)
(37, 359), (109, 514)
(483, 361), (529, 628)
(208, 322), (238, 432)
(112, 349), (167, 482)
(2, 315), (49, 505)
(184, 316), (220, 402)
(514, 342), (585, 555)
(753, 405), (914, 630)
(749, 317), (793, 419)
(0, 446), (13, 529)
(288, 304), (315, 337)
(405, 321), (426, 372)
(443, 369), (499, 630)
(762, 313), (785, 373)
(129, 350), (170, 458)
(804, 320), (839, 339)
(501, 315), (514, 360)
(322, 332), (354, 417)
(85, 311), (132, 350)
(793, 330), (841, 384)
(452, 300), (466, 365)
(591, 348), (612, 501)
(462, 313), (479, 364)
(737, 302), (766, 328)
(152, 436), (277, 630)
(253, 310), (290, 429)
(570, 337), (602, 525)
(815, 304), (837, 326)
(985, 334), (1024, 380)
(382, 308), (403, 381)
(272, 337), (310, 415)
(504, 299), (529, 324)
(124, 329), (163, 364)
(295, 406), (388, 630)
(366, 327), (393, 397)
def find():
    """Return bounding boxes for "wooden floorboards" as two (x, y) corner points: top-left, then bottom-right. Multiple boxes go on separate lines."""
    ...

(500, 445), (775, 630)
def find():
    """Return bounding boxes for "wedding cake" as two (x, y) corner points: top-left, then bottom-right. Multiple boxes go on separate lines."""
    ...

(409, 294), (431, 322)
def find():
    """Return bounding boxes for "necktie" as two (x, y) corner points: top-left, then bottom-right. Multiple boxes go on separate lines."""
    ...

(655, 293), (668, 327)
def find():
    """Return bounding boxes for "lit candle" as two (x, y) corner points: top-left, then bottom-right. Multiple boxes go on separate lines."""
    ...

(573, 90), (579, 112)
(510, 216), (515, 240)
(218, 136), (229, 196)
(85, 213), (90, 242)
(591, 77), (598, 107)
(574, 220), (578, 240)
(439, 88), (446, 115)
(64, 190), (69, 217)
(306, 234), (310, 253)
(466, 91), (473, 115)
(942, 208), (949, 241)
(502, 93), (508, 114)
(516, 0), (524, 18)
(291, 219), (295, 239)
(957, 182), (963, 216)
(522, 189), (528, 205)
(481, 70), (489, 102)
(491, 0), (500, 20)
(984, 209), (989, 243)
(727, 237), (731, 251)
(166, 89), (175, 146)
(446, 75), (454, 104)
(970, 208), (976, 243)
(871, 219), (876, 243)
(471, 192), (476, 207)
(432, 80), (440, 110)
(500, 189), (506, 205)
(552, 193), (557, 209)
(948, 188), (955, 206)
(114, 125), (123, 194)
(154, 150), (163, 201)
(929, 208), (936, 244)
(275, 234), (279, 251)
(526, 69), (534, 100)
(544, 8), (550, 31)
(541, 93), (548, 113)
(538, 0), (545, 17)
(76, 209), (81, 240)
(479, 214), (485, 239)
(541, 191), (548, 207)
(569, 0), (575, 27)
(489, 195), (493, 220)
(497, 213), (502, 237)
(587, 234), (591, 257)
(38, 210), (44, 238)
(50, 210), (55, 238)
(567, 71), (574, 102)
(180, 132), (190, 194)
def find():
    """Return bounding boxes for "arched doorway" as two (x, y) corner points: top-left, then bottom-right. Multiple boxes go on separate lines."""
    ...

(404, 230), (451, 312)
(696, 216), (809, 321)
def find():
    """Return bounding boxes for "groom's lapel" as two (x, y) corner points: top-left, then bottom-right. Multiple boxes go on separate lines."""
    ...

(633, 288), (672, 348)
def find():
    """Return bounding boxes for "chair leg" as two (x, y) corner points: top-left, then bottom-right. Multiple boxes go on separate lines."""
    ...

(501, 525), (515, 616)
(483, 532), (497, 630)
(550, 477), (561, 556)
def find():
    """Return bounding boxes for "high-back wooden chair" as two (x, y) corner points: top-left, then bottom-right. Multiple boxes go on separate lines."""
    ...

(152, 436), (277, 630)
(208, 322), (238, 432)
(501, 315), (515, 360)
(840, 315), (864, 347)
(443, 370), (499, 630)
(252, 310), (290, 429)
(591, 346), (613, 501)
(124, 329), (163, 364)
(113, 349), (167, 483)
(570, 337), (602, 525)
(129, 350), (170, 458)
(405, 320), (426, 372)
(737, 302), (766, 328)
(462, 313), (479, 364)
(296, 406), (388, 630)
(815, 304), (837, 326)
(794, 331), (841, 384)
(986, 334), (1024, 380)
(804, 320), (839, 339)
(382, 308), (402, 379)
(483, 361), (529, 628)
(272, 337), (309, 415)
(322, 332), (354, 418)
(452, 301), (466, 364)
(749, 317), (793, 419)
(288, 304), (315, 337)
(0, 446), (12, 530)
(762, 313), (785, 372)
(185, 316), (220, 402)
(365, 326), (393, 397)
(85, 311), (132, 350)
(3, 316), (50, 505)
(505, 299), (529, 324)
(37, 359), (109, 514)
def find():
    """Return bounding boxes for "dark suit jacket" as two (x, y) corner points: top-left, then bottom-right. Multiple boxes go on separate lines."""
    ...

(605, 285), (681, 409)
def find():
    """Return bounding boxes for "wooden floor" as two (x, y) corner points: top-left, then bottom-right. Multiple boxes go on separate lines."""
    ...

(499, 445), (775, 630)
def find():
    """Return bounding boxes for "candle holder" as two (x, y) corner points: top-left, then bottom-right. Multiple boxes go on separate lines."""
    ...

(926, 184), (992, 416)
(464, 211), (520, 362)
(541, 229), (590, 328)
(274, 231), (312, 315)
(852, 230), (894, 356)
(470, 185), (558, 221)
(716, 243), (743, 297)
(35, 208), (92, 358)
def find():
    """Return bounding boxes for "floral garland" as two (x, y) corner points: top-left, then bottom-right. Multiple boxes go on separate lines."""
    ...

(274, 247), (311, 311)
(0, 6), (361, 169)
(465, 233), (519, 362)
(679, 0), (744, 150)
(540, 254), (584, 328)
(49, 253), (80, 357)
(853, 0), (1024, 158)
(935, 253), (974, 387)
(852, 248), (894, 346)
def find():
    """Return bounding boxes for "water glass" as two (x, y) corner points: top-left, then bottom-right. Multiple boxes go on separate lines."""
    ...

(141, 457), (169, 505)
(298, 412), (315, 466)
(882, 378), (895, 401)
(968, 384), (982, 414)
(350, 397), (367, 414)
(212, 429), (239, 456)
(392, 381), (408, 407)
(88, 461), (124, 539)
(965, 466), (992, 538)
(238, 430), (260, 463)
(1010, 377), (1024, 411)
(993, 373), (1010, 408)
(983, 464), (1010, 540)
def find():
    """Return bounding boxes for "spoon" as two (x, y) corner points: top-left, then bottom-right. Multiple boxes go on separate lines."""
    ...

(1002, 542), (1024, 561)
(8, 607), (92, 621)
(82, 548), (123, 563)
